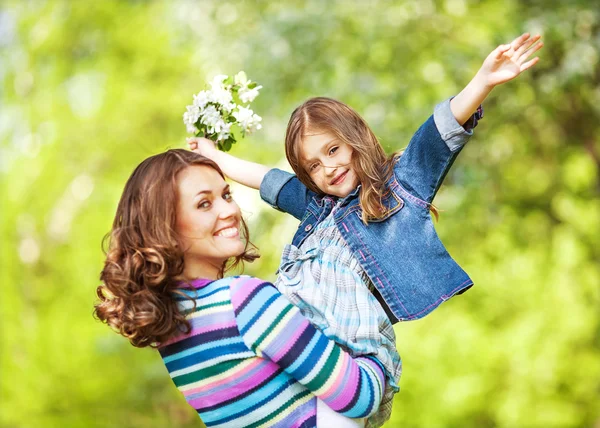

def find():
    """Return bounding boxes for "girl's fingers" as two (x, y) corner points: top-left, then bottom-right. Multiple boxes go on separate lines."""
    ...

(511, 32), (530, 50)
(520, 57), (540, 72)
(496, 34), (528, 60)
(186, 137), (198, 149)
(495, 43), (512, 59)
(518, 40), (544, 64)
(514, 34), (540, 58)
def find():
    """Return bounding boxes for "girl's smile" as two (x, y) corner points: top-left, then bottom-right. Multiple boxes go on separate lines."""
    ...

(330, 170), (348, 186)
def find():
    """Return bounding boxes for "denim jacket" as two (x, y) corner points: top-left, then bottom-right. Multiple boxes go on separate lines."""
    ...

(260, 98), (481, 322)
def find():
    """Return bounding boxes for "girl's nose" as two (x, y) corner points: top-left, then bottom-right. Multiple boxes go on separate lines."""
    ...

(323, 164), (337, 176)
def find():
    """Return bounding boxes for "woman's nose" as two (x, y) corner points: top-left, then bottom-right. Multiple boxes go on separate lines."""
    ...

(217, 199), (240, 220)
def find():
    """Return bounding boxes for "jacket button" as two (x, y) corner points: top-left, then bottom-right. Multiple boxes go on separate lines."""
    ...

(304, 224), (312, 232)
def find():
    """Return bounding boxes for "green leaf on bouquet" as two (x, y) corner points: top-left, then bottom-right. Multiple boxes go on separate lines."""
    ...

(221, 136), (235, 152)
(248, 82), (258, 89)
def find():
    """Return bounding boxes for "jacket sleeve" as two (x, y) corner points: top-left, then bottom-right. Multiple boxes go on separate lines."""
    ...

(394, 97), (482, 204)
(230, 277), (386, 419)
(259, 168), (317, 220)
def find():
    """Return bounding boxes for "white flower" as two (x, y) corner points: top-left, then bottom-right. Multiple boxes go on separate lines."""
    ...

(233, 106), (262, 133)
(250, 115), (263, 132)
(183, 104), (201, 127)
(193, 90), (211, 109)
(213, 118), (229, 133)
(200, 105), (221, 127)
(183, 72), (263, 147)
(234, 71), (248, 86)
(223, 101), (237, 113)
(186, 124), (200, 134)
(211, 87), (234, 110)
(210, 74), (229, 91)
(232, 105), (252, 125)
(238, 85), (262, 103)
(234, 71), (262, 103)
(216, 122), (232, 141)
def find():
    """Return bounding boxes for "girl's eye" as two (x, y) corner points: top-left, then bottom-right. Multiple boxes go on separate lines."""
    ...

(197, 200), (211, 209)
(223, 191), (233, 201)
(328, 146), (338, 156)
(309, 163), (319, 172)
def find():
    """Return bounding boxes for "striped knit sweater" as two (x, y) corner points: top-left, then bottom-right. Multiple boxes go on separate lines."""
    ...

(158, 275), (386, 428)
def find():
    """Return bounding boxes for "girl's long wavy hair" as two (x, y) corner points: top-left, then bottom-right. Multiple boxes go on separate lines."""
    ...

(94, 149), (258, 348)
(285, 97), (438, 223)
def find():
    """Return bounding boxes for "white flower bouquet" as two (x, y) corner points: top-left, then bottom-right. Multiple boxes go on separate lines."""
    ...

(183, 71), (263, 151)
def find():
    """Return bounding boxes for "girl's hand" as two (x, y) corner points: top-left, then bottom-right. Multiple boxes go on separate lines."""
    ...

(478, 33), (544, 88)
(187, 136), (218, 157)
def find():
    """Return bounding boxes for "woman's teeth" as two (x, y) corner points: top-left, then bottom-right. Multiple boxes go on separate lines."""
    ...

(215, 227), (238, 238)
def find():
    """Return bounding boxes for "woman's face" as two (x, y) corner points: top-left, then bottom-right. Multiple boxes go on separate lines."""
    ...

(175, 165), (244, 279)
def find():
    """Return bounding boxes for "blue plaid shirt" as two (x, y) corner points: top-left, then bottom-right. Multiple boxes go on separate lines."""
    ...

(275, 202), (402, 428)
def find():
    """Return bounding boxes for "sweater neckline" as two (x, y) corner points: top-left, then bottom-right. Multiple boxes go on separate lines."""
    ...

(179, 278), (214, 289)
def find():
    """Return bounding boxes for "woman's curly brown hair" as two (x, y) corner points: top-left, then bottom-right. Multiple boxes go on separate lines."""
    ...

(94, 149), (258, 348)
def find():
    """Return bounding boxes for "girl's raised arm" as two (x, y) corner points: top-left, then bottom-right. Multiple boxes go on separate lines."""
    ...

(187, 137), (270, 190)
(450, 32), (543, 125)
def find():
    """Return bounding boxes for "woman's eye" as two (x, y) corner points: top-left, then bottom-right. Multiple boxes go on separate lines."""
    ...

(223, 191), (233, 201)
(329, 146), (338, 156)
(197, 200), (211, 209)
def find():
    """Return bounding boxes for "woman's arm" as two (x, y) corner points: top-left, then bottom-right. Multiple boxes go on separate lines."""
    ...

(230, 277), (386, 419)
(450, 32), (543, 125)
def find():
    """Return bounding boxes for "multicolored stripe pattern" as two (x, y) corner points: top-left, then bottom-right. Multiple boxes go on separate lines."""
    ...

(158, 275), (385, 428)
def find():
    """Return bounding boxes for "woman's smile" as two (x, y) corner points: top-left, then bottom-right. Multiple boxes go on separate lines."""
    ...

(214, 225), (240, 238)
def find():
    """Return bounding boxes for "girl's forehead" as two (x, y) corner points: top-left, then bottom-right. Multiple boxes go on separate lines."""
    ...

(300, 131), (337, 159)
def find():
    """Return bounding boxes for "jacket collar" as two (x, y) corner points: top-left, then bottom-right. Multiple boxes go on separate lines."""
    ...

(313, 184), (361, 208)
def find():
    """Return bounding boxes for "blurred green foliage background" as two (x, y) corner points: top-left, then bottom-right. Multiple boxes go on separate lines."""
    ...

(1, 0), (599, 427)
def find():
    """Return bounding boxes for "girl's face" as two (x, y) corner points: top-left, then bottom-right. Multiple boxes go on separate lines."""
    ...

(300, 130), (359, 198)
(175, 165), (244, 279)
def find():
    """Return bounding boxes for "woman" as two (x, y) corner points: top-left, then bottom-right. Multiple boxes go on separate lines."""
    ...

(94, 149), (385, 428)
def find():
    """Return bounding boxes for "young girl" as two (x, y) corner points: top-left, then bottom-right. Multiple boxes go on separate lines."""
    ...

(189, 32), (543, 426)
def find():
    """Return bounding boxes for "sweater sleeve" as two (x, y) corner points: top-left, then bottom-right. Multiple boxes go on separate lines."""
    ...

(229, 276), (386, 419)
